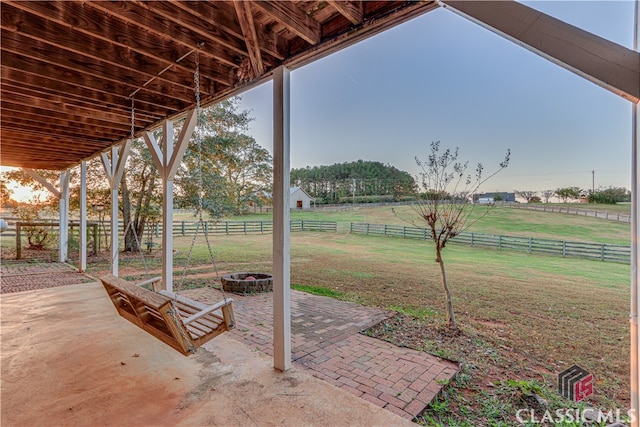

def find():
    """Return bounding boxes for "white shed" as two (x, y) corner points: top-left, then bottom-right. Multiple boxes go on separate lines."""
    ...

(290, 187), (314, 210)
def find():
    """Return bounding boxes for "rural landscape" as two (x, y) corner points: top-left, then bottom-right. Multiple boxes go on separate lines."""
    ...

(1, 98), (634, 427)
(0, 189), (632, 425)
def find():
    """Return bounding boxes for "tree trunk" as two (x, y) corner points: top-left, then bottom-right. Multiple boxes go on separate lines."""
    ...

(120, 175), (139, 253)
(435, 246), (456, 327)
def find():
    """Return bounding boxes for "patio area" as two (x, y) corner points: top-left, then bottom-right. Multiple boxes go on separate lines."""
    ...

(1, 264), (456, 425)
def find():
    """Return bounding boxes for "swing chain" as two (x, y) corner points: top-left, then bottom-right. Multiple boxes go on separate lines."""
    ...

(176, 45), (228, 303)
(194, 48), (201, 111)
(130, 98), (135, 140)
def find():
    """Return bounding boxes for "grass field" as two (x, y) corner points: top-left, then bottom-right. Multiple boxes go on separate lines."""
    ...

(236, 204), (631, 245)
(2, 204), (633, 424)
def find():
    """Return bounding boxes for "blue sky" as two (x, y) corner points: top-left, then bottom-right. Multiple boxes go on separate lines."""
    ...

(238, 1), (636, 194)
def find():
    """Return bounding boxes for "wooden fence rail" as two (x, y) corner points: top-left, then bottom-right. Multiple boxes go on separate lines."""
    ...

(2, 220), (337, 239)
(350, 222), (630, 264)
(508, 203), (632, 224)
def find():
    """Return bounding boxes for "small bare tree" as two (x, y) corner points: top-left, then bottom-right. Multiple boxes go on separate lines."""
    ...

(409, 142), (510, 329)
(541, 190), (555, 204)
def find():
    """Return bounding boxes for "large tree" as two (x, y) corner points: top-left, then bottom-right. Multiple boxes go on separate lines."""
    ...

(290, 160), (416, 203)
(408, 142), (510, 329)
(176, 98), (272, 217)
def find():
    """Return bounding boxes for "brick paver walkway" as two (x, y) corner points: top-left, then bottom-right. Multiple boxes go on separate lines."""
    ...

(184, 288), (458, 420)
(0, 262), (94, 294)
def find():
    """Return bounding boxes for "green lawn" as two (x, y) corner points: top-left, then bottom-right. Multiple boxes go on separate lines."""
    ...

(237, 204), (631, 245)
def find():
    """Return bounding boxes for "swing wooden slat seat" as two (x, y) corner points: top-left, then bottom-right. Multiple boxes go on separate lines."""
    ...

(100, 274), (234, 355)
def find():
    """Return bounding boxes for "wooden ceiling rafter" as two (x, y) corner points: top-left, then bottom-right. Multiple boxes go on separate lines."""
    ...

(0, 1), (440, 170)
(235, 2), (265, 77)
(129, 0), (245, 67)
(253, 1), (322, 45)
(1, 92), (150, 127)
(0, 36), (198, 104)
(327, 1), (363, 25)
(1, 84), (162, 123)
(0, 66), (179, 118)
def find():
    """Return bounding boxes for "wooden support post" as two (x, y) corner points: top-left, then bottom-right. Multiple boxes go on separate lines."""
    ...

(59, 171), (70, 262)
(15, 222), (21, 260)
(110, 146), (119, 276)
(144, 109), (197, 294)
(79, 161), (87, 272)
(273, 65), (292, 372)
(100, 141), (131, 276)
(92, 223), (98, 256)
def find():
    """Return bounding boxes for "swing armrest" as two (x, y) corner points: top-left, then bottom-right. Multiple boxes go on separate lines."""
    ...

(182, 299), (233, 325)
(135, 277), (162, 288)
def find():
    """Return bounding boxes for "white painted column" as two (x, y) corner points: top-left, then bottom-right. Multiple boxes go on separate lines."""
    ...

(110, 146), (119, 276)
(632, 99), (639, 427)
(162, 119), (175, 294)
(631, 1), (640, 422)
(58, 171), (70, 263)
(143, 110), (197, 293)
(273, 65), (292, 371)
(100, 142), (131, 277)
(79, 161), (87, 272)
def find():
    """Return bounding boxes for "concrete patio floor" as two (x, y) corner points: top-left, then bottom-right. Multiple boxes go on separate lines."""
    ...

(1, 282), (415, 426)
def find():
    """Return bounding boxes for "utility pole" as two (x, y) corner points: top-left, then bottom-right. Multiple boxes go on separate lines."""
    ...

(352, 178), (356, 205)
(592, 170), (595, 194)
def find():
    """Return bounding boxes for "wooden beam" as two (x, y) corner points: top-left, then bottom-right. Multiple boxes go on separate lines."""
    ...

(234, 2), (265, 77)
(253, 1), (321, 45)
(0, 132), (105, 154)
(131, 1), (245, 64)
(0, 26), (195, 92)
(0, 121), (114, 142)
(272, 66), (292, 372)
(0, 67), (177, 117)
(58, 171), (71, 262)
(1, 100), (129, 133)
(0, 48), (194, 105)
(327, 1), (363, 25)
(166, 109), (197, 180)
(0, 54), (194, 107)
(1, 82), (153, 121)
(441, 0), (640, 103)
(4, 1), (197, 77)
(86, 1), (237, 86)
(1, 91), (145, 126)
(143, 131), (164, 174)
(79, 161), (87, 272)
(176, 1), (287, 60)
(22, 168), (61, 198)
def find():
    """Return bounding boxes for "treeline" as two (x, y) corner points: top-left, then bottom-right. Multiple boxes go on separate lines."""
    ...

(290, 160), (416, 204)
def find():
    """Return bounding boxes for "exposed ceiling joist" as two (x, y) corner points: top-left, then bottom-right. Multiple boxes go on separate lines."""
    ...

(235, 2), (265, 77)
(0, 1), (443, 170)
(327, 1), (363, 25)
(253, 1), (322, 45)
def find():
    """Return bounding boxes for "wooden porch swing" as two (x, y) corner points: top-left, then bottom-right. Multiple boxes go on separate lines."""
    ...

(101, 274), (234, 356)
(101, 50), (234, 356)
